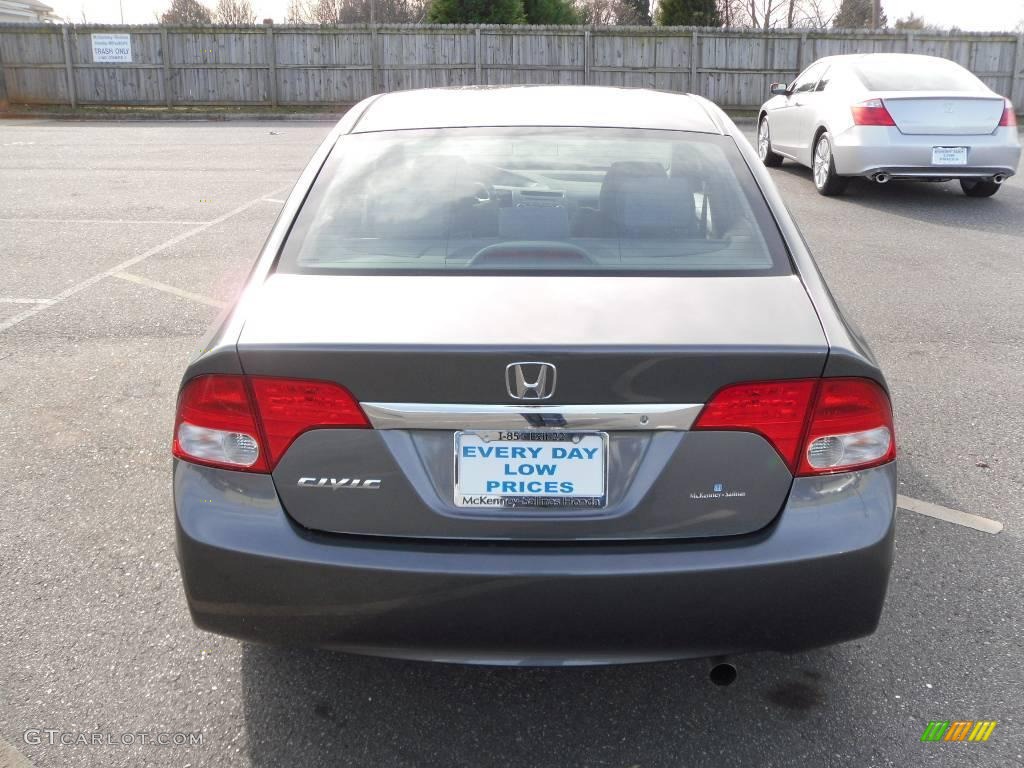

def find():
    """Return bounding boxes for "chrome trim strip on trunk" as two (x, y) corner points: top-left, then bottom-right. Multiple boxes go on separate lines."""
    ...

(361, 402), (704, 431)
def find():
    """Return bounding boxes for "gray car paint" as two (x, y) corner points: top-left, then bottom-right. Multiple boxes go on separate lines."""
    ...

(274, 430), (793, 540)
(176, 459), (895, 663)
(238, 274), (824, 349)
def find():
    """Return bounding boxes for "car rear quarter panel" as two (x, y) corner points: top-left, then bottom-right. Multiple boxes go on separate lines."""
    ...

(724, 116), (888, 386)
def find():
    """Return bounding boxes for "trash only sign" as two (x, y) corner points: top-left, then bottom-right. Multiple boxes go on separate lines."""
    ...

(91, 34), (132, 63)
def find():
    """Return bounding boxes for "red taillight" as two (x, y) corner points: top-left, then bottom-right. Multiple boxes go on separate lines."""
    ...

(851, 98), (896, 127)
(173, 375), (268, 472)
(692, 379), (818, 472)
(796, 378), (895, 476)
(249, 377), (368, 467)
(999, 99), (1017, 127)
(693, 377), (895, 476)
(172, 375), (368, 472)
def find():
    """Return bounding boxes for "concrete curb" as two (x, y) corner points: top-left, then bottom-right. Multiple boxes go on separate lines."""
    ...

(1, 107), (759, 124)
(0, 110), (346, 122)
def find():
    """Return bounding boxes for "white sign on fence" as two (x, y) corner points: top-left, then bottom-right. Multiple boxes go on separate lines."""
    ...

(91, 33), (132, 63)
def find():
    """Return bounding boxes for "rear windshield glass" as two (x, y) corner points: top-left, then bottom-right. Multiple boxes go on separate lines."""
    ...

(852, 56), (987, 92)
(277, 127), (788, 276)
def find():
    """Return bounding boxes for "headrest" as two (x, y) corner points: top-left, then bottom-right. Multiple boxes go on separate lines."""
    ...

(599, 161), (667, 214)
(600, 162), (698, 237)
(617, 177), (697, 235)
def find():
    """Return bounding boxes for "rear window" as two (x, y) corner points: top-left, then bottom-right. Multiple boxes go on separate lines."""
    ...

(852, 56), (987, 92)
(277, 127), (788, 276)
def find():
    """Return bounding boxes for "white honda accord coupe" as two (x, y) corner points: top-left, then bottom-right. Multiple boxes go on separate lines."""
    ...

(757, 53), (1020, 196)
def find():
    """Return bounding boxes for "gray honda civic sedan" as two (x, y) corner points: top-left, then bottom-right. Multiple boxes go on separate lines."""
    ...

(173, 86), (897, 666)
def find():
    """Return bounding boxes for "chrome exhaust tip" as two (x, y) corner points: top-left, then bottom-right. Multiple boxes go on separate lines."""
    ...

(873, 173), (890, 184)
(709, 662), (737, 687)
(993, 174), (1007, 184)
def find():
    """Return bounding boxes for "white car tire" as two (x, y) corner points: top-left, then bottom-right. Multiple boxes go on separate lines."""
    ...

(812, 132), (849, 197)
(960, 179), (1001, 198)
(758, 118), (784, 167)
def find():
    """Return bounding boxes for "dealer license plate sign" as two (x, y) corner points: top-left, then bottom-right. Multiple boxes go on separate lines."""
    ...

(932, 146), (968, 165)
(454, 431), (607, 509)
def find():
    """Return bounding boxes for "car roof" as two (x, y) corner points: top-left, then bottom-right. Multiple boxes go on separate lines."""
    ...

(348, 86), (726, 135)
(814, 52), (967, 67)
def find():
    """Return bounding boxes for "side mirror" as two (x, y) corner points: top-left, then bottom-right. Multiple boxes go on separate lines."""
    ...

(769, 82), (790, 96)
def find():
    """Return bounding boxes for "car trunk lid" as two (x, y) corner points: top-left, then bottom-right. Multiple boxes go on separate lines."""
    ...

(237, 273), (828, 541)
(880, 92), (1005, 135)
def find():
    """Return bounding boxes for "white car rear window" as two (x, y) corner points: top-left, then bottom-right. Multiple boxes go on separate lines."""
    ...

(853, 56), (987, 92)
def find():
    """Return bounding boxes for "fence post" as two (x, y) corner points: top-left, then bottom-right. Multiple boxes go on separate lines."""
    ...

(61, 25), (76, 109)
(475, 27), (482, 84)
(798, 32), (807, 70)
(266, 25), (278, 106)
(0, 36), (8, 109)
(1012, 33), (1024, 114)
(905, 30), (914, 53)
(583, 28), (590, 85)
(689, 29), (698, 95)
(160, 27), (173, 107)
(369, 23), (379, 95)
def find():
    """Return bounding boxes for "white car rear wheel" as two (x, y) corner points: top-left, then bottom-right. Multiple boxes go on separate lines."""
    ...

(812, 133), (848, 197)
(960, 179), (1001, 198)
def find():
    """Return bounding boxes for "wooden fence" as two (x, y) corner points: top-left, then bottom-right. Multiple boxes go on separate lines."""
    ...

(1, 23), (1022, 113)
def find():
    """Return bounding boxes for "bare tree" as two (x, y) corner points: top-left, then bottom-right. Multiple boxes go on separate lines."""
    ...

(576, 0), (613, 24)
(718, 0), (745, 26)
(716, 0), (792, 28)
(747, 0), (788, 29)
(792, 0), (834, 28)
(160, 0), (213, 23)
(213, 0), (257, 23)
(577, 0), (658, 24)
(893, 11), (926, 30)
(307, 0), (426, 23)
(285, 0), (311, 22)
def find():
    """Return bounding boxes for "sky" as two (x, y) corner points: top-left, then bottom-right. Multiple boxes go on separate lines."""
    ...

(45, 0), (1024, 30)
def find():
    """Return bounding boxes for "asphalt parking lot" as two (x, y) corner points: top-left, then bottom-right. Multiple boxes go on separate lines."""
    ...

(1, 117), (1022, 768)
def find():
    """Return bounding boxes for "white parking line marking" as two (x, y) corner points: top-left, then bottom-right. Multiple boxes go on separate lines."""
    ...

(0, 185), (290, 334)
(0, 737), (33, 767)
(261, 198), (286, 204)
(112, 271), (228, 309)
(897, 495), (1003, 535)
(0, 218), (210, 225)
(0, 298), (56, 304)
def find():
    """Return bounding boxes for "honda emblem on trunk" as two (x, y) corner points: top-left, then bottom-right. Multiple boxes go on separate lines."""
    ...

(506, 362), (557, 401)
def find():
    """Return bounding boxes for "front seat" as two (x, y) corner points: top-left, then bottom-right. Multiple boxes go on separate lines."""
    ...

(601, 161), (699, 238)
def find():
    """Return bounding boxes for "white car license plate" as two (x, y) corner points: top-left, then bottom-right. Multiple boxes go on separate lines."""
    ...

(454, 431), (607, 509)
(932, 146), (968, 165)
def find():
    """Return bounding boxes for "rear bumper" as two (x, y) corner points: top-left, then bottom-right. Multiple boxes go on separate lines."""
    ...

(174, 460), (896, 665)
(831, 125), (1020, 178)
